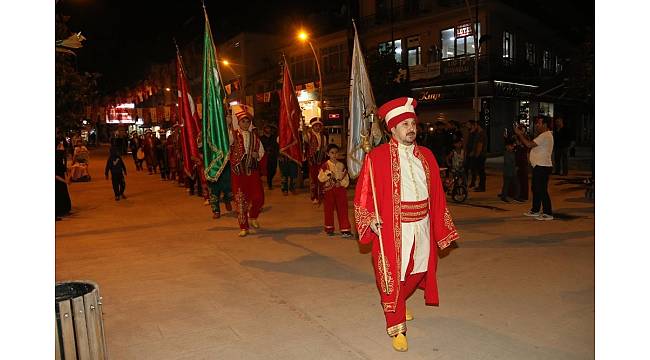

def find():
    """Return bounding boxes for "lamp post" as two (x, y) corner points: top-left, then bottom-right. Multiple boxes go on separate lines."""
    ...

(298, 30), (323, 114)
(464, 0), (479, 124)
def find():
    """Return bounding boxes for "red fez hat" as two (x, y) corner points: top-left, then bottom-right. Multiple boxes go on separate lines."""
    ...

(309, 117), (323, 126)
(233, 104), (254, 122)
(377, 97), (418, 130)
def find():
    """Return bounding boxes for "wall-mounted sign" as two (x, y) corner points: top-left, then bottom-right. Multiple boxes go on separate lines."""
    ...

(328, 113), (341, 119)
(410, 62), (441, 81)
(417, 91), (442, 102)
(456, 23), (473, 38)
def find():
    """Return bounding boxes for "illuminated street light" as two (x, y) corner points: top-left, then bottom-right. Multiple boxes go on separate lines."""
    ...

(165, 87), (171, 92)
(296, 29), (323, 112)
(222, 59), (229, 66)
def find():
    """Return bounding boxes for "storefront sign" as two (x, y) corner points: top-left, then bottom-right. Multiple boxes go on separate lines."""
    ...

(416, 90), (441, 102)
(443, 58), (472, 75)
(410, 62), (441, 81)
(456, 23), (473, 38)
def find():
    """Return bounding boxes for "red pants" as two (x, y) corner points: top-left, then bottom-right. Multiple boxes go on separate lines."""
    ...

(309, 163), (323, 201)
(232, 171), (264, 230)
(384, 246), (425, 336)
(323, 187), (351, 233)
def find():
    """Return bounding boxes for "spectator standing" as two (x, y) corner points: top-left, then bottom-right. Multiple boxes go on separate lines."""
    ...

(499, 139), (522, 203)
(553, 116), (571, 176)
(260, 125), (279, 190)
(514, 124), (530, 201)
(467, 121), (487, 192)
(514, 116), (554, 220)
(129, 132), (141, 171)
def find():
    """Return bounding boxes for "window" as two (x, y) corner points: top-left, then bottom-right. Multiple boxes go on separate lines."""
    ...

(543, 50), (551, 70)
(321, 44), (345, 73)
(290, 54), (315, 80)
(441, 23), (481, 59)
(441, 28), (454, 59)
(408, 47), (421, 66)
(407, 36), (421, 66)
(379, 39), (403, 63)
(525, 42), (536, 64)
(503, 31), (514, 58)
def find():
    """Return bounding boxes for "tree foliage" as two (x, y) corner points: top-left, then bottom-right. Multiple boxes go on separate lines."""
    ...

(55, 14), (99, 131)
(365, 46), (409, 106)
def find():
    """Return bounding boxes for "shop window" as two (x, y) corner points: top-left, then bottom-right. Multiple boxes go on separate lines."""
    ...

(441, 23), (480, 59)
(503, 31), (514, 58)
(526, 42), (536, 64)
(408, 47), (421, 66)
(378, 39), (403, 63)
(543, 50), (551, 70)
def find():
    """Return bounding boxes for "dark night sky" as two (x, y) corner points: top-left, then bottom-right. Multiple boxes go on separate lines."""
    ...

(57, 0), (592, 95)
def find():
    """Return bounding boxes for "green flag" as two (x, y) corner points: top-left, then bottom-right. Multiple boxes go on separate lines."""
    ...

(202, 13), (229, 182)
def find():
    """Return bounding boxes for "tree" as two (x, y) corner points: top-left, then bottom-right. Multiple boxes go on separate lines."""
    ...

(55, 14), (99, 132)
(365, 45), (409, 106)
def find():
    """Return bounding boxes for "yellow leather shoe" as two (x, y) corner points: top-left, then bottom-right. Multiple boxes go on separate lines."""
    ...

(391, 333), (408, 352)
(250, 219), (260, 228)
(406, 309), (414, 321)
(238, 230), (248, 237)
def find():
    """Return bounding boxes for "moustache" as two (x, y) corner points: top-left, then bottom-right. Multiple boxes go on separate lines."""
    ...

(406, 132), (416, 137)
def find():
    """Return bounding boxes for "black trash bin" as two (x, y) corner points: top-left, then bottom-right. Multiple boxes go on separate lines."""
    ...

(55, 280), (107, 360)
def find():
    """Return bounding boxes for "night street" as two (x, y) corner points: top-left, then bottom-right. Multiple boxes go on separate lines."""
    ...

(56, 146), (594, 359)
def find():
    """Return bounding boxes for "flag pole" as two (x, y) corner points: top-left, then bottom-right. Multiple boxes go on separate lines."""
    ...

(367, 156), (390, 294)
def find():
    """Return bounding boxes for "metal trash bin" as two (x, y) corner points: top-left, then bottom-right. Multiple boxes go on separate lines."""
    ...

(55, 280), (107, 360)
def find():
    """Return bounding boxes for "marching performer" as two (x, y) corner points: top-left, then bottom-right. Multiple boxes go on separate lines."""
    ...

(317, 143), (352, 237)
(230, 105), (265, 237)
(354, 97), (459, 352)
(304, 117), (327, 204)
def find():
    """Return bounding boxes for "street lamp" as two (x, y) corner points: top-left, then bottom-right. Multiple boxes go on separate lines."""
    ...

(220, 58), (239, 76)
(297, 30), (323, 114)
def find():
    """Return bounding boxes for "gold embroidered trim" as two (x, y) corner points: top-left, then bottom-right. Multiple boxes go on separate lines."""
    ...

(354, 204), (376, 239)
(444, 207), (456, 231)
(377, 254), (395, 295)
(234, 189), (248, 227)
(438, 230), (459, 250)
(389, 141), (402, 305)
(400, 202), (429, 210)
(386, 322), (407, 337)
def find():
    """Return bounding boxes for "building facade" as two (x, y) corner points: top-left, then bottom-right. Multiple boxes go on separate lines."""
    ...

(357, 0), (587, 151)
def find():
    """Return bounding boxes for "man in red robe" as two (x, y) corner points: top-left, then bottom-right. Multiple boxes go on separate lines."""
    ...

(304, 117), (328, 204)
(230, 106), (265, 237)
(354, 97), (459, 352)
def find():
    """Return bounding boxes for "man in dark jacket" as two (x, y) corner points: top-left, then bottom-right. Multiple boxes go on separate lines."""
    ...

(553, 117), (571, 176)
(105, 147), (128, 201)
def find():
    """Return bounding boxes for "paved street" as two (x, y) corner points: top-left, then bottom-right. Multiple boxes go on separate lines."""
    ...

(56, 146), (594, 359)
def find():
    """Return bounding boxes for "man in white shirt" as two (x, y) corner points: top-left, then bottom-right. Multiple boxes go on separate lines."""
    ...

(514, 116), (554, 220)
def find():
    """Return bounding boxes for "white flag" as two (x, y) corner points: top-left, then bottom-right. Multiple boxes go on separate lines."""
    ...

(347, 20), (377, 179)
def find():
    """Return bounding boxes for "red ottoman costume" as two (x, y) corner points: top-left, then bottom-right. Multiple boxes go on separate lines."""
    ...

(230, 107), (265, 231)
(318, 158), (352, 234)
(354, 97), (459, 343)
(305, 117), (327, 202)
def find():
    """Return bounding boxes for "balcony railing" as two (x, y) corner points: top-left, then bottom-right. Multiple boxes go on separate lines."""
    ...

(408, 54), (561, 86)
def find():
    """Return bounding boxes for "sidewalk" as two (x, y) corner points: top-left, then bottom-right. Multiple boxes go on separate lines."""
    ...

(56, 146), (594, 359)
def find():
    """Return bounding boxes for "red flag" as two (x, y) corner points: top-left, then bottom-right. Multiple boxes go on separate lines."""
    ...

(177, 53), (205, 186)
(278, 60), (303, 165)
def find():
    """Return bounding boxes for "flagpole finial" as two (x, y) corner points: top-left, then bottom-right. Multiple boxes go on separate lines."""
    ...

(173, 37), (180, 54)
